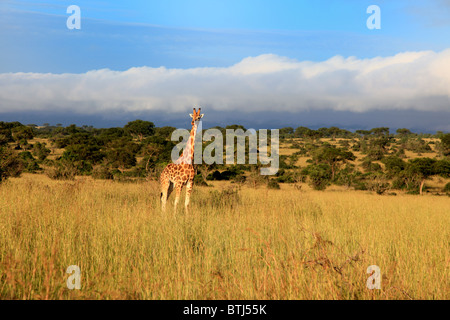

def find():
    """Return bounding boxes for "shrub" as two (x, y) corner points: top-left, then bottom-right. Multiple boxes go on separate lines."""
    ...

(382, 156), (406, 178)
(361, 159), (382, 172)
(444, 182), (450, 193)
(194, 174), (208, 186)
(0, 145), (22, 183)
(335, 164), (360, 188)
(275, 168), (296, 183)
(46, 160), (77, 180)
(364, 172), (390, 195)
(395, 147), (406, 158)
(353, 181), (368, 191)
(92, 165), (113, 180)
(208, 170), (224, 181)
(391, 177), (406, 190)
(198, 187), (241, 210)
(18, 151), (40, 173)
(302, 164), (332, 191)
(32, 142), (51, 161)
(267, 179), (280, 189)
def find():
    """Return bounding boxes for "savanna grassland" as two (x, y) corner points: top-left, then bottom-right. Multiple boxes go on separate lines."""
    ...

(1, 122), (449, 300)
(0, 173), (448, 300)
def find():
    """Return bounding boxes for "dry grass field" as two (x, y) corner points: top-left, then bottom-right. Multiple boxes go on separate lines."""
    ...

(0, 173), (448, 300)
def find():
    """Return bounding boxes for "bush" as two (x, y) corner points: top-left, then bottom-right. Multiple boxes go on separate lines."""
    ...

(32, 142), (51, 161)
(0, 145), (23, 182)
(198, 187), (241, 210)
(275, 168), (296, 183)
(267, 179), (280, 189)
(395, 147), (406, 158)
(405, 138), (432, 153)
(18, 151), (40, 173)
(391, 177), (406, 190)
(302, 164), (332, 191)
(366, 148), (384, 161)
(364, 172), (390, 195)
(231, 174), (246, 184)
(194, 174), (208, 186)
(46, 160), (77, 180)
(92, 165), (113, 180)
(208, 170), (223, 181)
(353, 181), (368, 191)
(361, 159), (382, 172)
(444, 182), (450, 193)
(335, 164), (360, 188)
(382, 156), (406, 178)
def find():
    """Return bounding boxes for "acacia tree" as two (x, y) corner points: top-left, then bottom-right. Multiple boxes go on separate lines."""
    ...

(433, 159), (450, 178)
(311, 145), (355, 181)
(124, 120), (155, 141)
(440, 133), (450, 157)
(105, 138), (139, 173)
(302, 163), (332, 190)
(382, 156), (406, 178)
(11, 126), (34, 150)
(366, 136), (392, 161)
(279, 127), (294, 138)
(106, 147), (136, 173)
(0, 145), (22, 183)
(405, 158), (436, 195)
(370, 127), (390, 137)
(32, 142), (51, 161)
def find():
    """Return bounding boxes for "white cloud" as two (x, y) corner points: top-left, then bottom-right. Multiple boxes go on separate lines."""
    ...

(1, 49), (449, 115)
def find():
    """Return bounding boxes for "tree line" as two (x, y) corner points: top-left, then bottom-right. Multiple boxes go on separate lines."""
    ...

(1, 121), (449, 195)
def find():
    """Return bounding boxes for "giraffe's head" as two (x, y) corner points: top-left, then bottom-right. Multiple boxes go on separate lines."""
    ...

(189, 107), (204, 125)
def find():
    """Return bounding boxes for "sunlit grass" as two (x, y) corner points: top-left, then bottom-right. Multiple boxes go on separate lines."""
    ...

(0, 174), (448, 299)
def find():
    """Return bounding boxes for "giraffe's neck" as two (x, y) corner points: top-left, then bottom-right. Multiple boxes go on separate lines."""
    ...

(176, 122), (198, 165)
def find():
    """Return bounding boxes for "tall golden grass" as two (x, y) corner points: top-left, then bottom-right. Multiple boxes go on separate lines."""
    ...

(0, 174), (448, 299)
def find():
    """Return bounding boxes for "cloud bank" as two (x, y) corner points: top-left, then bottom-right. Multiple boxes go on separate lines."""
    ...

(1, 49), (449, 116)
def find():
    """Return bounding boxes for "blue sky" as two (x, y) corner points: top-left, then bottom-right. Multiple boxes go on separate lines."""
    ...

(2, 0), (450, 72)
(0, 0), (449, 131)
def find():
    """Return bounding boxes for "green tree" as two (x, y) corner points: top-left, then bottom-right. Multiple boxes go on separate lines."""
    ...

(19, 151), (40, 173)
(370, 127), (390, 137)
(62, 144), (104, 164)
(356, 130), (371, 137)
(396, 128), (412, 136)
(154, 126), (176, 139)
(105, 138), (139, 172)
(433, 159), (450, 178)
(365, 136), (392, 161)
(65, 124), (79, 135)
(311, 145), (355, 180)
(302, 163), (332, 190)
(381, 156), (406, 178)
(294, 126), (312, 138)
(0, 145), (22, 183)
(335, 163), (361, 189)
(440, 133), (450, 156)
(279, 127), (294, 138)
(405, 158), (437, 195)
(97, 127), (127, 144)
(11, 126), (34, 149)
(106, 148), (136, 172)
(124, 120), (155, 141)
(32, 142), (51, 161)
(225, 124), (246, 131)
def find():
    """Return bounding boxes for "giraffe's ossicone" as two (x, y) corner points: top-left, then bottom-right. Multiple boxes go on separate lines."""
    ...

(159, 107), (203, 213)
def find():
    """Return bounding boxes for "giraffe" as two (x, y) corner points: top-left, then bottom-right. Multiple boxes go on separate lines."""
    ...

(159, 107), (203, 213)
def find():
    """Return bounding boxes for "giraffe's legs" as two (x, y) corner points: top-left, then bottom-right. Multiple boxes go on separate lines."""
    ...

(173, 182), (183, 213)
(160, 178), (171, 212)
(185, 179), (194, 214)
